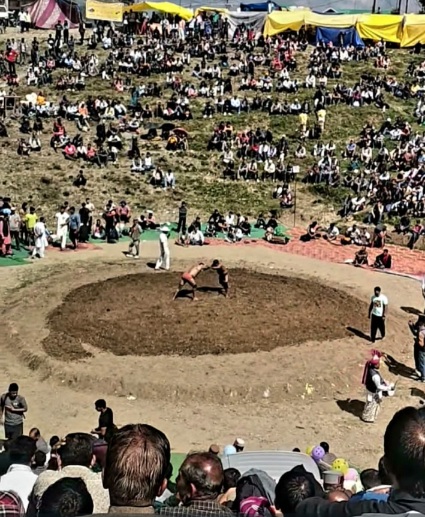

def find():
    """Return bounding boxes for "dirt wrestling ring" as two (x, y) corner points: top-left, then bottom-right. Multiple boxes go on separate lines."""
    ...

(5, 251), (400, 406)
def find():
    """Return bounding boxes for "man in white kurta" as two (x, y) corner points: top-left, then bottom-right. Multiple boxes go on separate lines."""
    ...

(155, 226), (170, 271)
(32, 217), (47, 258)
(55, 207), (69, 250)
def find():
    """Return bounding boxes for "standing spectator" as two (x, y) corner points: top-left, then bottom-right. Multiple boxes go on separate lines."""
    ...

(160, 452), (233, 517)
(125, 219), (142, 259)
(103, 423), (170, 512)
(32, 216), (47, 259)
(409, 315), (425, 382)
(0, 436), (37, 511)
(68, 207), (81, 251)
(32, 433), (109, 513)
(55, 206), (69, 251)
(155, 226), (170, 271)
(63, 20), (69, 46)
(92, 399), (115, 442)
(177, 202), (187, 234)
(9, 207), (21, 251)
(18, 9), (26, 32)
(0, 383), (28, 440)
(368, 286), (388, 343)
(54, 21), (63, 46)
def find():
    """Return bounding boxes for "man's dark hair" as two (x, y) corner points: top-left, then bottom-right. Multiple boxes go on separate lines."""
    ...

(94, 399), (106, 409)
(275, 468), (316, 513)
(50, 436), (60, 448)
(223, 468), (241, 491)
(38, 477), (94, 517)
(9, 436), (36, 465)
(103, 423), (170, 506)
(384, 406), (425, 497)
(59, 433), (94, 468)
(320, 442), (330, 453)
(378, 455), (392, 485)
(8, 383), (18, 392)
(34, 450), (47, 467)
(179, 452), (224, 500)
(360, 468), (381, 490)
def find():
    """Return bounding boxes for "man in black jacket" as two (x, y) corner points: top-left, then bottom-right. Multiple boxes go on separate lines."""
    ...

(295, 406), (425, 517)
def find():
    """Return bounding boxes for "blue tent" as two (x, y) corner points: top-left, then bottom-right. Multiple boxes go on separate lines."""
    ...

(240, 1), (280, 11)
(316, 26), (364, 47)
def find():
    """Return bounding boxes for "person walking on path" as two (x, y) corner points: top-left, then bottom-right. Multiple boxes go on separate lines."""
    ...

(155, 225), (170, 271)
(126, 218), (143, 258)
(0, 383), (28, 440)
(369, 286), (388, 343)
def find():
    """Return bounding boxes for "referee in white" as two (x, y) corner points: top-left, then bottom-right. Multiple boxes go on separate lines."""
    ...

(368, 286), (388, 343)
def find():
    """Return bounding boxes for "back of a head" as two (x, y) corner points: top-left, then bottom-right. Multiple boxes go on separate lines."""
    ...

(103, 423), (170, 507)
(224, 468), (241, 491)
(384, 406), (425, 496)
(59, 433), (94, 468)
(275, 468), (316, 513)
(0, 490), (24, 517)
(34, 450), (47, 468)
(9, 436), (36, 465)
(94, 399), (106, 410)
(360, 468), (381, 490)
(38, 477), (94, 517)
(179, 452), (224, 501)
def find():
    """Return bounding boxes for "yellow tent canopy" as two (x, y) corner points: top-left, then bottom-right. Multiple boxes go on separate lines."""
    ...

(86, 0), (123, 22)
(356, 14), (403, 43)
(304, 12), (358, 28)
(122, 1), (193, 20)
(401, 14), (425, 47)
(263, 10), (305, 36)
(194, 6), (228, 17)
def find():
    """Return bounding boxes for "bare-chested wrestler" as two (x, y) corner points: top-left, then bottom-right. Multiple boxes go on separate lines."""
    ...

(173, 262), (208, 301)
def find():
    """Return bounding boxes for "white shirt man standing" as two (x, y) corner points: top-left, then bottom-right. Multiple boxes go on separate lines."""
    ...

(32, 217), (47, 259)
(155, 226), (170, 271)
(55, 206), (69, 250)
(368, 286), (388, 343)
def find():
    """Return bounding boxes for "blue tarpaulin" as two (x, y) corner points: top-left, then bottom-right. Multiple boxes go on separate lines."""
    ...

(316, 26), (364, 46)
(240, 1), (280, 11)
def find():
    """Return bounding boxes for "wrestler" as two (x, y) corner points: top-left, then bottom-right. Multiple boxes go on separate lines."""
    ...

(173, 262), (208, 301)
(211, 259), (229, 298)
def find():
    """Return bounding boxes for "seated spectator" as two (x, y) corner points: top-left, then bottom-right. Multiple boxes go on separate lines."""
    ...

(188, 227), (204, 246)
(300, 221), (321, 242)
(63, 142), (77, 161)
(295, 406), (425, 517)
(37, 478), (94, 517)
(104, 424), (170, 513)
(373, 249), (392, 269)
(92, 219), (105, 240)
(0, 436), (37, 510)
(353, 246), (369, 266)
(160, 452), (233, 517)
(324, 223), (339, 242)
(275, 465), (324, 514)
(73, 170), (87, 188)
(32, 432), (109, 513)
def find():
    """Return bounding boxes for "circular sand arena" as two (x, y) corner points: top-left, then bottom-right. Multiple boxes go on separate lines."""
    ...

(44, 269), (368, 359)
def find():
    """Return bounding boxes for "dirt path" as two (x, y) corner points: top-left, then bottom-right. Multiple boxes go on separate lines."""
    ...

(1, 240), (423, 468)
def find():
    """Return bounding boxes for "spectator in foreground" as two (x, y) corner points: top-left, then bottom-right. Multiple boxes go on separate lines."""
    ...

(32, 432), (109, 513)
(0, 490), (25, 517)
(38, 478), (93, 517)
(0, 435), (37, 510)
(92, 399), (114, 442)
(294, 405), (425, 517)
(275, 465), (324, 514)
(160, 452), (233, 517)
(103, 423), (170, 513)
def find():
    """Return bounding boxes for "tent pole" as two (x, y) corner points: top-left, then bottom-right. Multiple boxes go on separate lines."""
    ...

(371, 0), (376, 13)
(405, 0), (409, 13)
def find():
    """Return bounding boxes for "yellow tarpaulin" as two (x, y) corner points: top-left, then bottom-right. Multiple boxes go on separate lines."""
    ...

(304, 12), (358, 28)
(86, 0), (123, 22)
(194, 6), (228, 17)
(356, 14), (403, 43)
(401, 14), (425, 47)
(122, 1), (193, 20)
(263, 10), (305, 36)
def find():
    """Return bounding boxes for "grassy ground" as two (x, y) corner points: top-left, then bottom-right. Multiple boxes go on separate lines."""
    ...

(0, 28), (421, 227)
